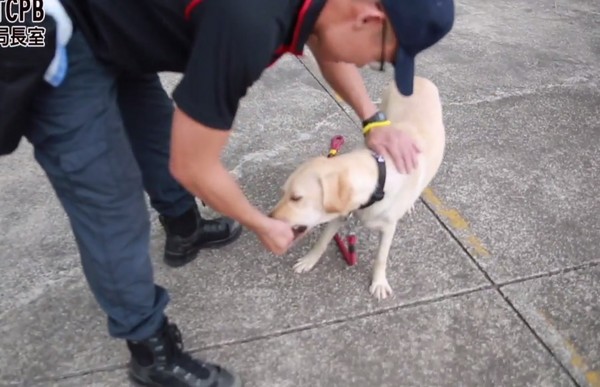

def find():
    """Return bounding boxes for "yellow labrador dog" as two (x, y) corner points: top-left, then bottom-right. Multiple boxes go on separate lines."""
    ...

(269, 76), (446, 300)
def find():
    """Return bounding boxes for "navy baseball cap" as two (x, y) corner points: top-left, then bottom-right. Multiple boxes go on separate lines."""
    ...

(381, 0), (455, 95)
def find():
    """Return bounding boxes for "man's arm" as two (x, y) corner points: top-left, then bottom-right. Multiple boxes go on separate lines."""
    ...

(169, 107), (294, 255)
(169, 107), (267, 233)
(306, 39), (421, 174)
(307, 39), (378, 121)
(167, 5), (294, 255)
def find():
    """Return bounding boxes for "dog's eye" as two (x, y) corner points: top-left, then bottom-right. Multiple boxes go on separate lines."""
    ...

(290, 195), (302, 202)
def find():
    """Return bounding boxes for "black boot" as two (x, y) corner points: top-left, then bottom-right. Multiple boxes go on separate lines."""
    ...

(159, 204), (242, 268)
(127, 318), (241, 387)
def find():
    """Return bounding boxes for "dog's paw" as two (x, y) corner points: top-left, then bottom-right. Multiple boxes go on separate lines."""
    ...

(293, 255), (319, 273)
(369, 279), (393, 300)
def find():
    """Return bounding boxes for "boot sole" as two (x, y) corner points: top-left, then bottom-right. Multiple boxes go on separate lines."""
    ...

(128, 369), (243, 387)
(164, 225), (243, 268)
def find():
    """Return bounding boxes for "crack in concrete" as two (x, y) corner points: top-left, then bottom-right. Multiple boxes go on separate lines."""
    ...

(498, 260), (600, 288)
(535, 309), (600, 387)
(28, 284), (493, 385)
(28, 253), (597, 386)
(421, 196), (584, 387)
(297, 54), (592, 387)
(9, 49), (598, 387)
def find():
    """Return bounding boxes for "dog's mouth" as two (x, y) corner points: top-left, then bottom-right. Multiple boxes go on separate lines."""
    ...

(292, 225), (308, 239)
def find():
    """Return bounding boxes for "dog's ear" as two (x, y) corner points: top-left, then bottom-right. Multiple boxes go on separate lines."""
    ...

(319, 169), (354, 214)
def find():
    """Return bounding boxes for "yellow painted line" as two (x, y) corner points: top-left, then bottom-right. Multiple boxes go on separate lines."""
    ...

(539, 310), (600, 387)
(421, 187), (491, 257)
(467, 235), (491, 258)
(588, 371), (600, 387)
(565, 340), (600, 387)
(567, 340), (586, 368)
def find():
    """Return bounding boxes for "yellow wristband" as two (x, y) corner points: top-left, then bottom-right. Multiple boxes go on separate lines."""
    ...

(362, 119), (391, 135)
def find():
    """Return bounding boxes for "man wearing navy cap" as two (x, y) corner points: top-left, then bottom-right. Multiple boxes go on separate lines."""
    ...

(14, 0), (454, 385)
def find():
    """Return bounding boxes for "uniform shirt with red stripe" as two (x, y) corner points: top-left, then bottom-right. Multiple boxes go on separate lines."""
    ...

(65, 0), (326, 130)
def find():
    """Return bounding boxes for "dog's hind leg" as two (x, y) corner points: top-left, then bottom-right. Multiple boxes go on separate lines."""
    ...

(294, 217), (345, 273)
(369, 223), (397, 300)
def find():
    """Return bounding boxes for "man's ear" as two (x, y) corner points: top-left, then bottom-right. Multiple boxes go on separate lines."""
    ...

(319, 169), (354, 214)
(353, 0), (386, 28)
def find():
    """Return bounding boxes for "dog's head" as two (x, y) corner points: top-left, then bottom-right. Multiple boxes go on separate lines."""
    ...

(269, 156), (355, 239)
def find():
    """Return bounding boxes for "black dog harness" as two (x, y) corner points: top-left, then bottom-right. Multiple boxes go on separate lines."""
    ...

(359, 152), (387, 209)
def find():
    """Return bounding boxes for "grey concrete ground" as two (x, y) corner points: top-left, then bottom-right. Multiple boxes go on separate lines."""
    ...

(1, 0), (599, 386)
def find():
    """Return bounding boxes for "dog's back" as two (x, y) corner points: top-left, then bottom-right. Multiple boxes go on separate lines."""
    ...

(379, 76), (446, 193)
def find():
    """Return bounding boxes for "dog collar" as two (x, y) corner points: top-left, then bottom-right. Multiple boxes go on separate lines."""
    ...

(359, 152), (386, 209)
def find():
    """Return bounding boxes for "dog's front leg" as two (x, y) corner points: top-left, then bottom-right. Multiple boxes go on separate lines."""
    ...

(369, 223), (397, 300)
(294, 217), (345, 273)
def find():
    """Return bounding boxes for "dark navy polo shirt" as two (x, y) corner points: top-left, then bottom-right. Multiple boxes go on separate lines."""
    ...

(63, 0), (326, 130)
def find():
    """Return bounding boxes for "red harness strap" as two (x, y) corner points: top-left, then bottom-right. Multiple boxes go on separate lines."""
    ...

(269, 0), (313, 66)
(184, 0), (203, 20)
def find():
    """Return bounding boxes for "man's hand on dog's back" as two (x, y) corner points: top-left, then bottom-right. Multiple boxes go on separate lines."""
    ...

(366, 126), (421, 174)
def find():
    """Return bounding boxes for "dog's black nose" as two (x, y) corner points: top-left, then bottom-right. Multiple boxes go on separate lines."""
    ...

(293, 225), (307, 234)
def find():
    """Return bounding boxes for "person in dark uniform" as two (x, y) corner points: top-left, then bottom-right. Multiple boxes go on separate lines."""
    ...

(22, 0), (454, 385)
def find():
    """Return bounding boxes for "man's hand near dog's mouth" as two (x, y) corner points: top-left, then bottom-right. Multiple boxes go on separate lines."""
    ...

(169, 107), (295, 256)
